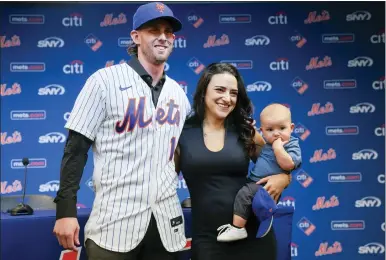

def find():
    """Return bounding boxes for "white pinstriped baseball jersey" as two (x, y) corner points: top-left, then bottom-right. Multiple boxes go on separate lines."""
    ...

(65, 63), (191, 253)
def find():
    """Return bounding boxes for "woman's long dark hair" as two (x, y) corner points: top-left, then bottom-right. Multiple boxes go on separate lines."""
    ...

(187, 63), (257, 155)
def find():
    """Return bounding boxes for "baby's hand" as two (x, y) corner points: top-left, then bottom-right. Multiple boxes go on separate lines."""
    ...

(272, 138), (288, 150)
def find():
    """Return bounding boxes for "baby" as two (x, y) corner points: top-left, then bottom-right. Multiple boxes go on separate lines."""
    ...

(217, 103), (302, 242)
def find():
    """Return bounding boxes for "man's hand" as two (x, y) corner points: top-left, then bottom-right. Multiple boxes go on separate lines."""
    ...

(256, 173), (291, 202)
(53, 217), (80, 251)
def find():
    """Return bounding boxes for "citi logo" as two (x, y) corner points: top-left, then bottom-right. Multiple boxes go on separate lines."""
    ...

(349, 102), (375, 113)
(270, 58), (289, 71)
(268, 11), (287, 24)
(372, 76), (385, 90)
(62, 13), (83, 27)
(38, 132), (66, 143)
(352, 149), (378, 160)
(174, 35), (187, 48)
(355, 196), (382, 208)
(38, 84), (65, 95)
(63, 112), (70, 121)
(246, 81), (272, 92)
(63, 60), (83, 74)
(37, 37), (64, 48)
(245, 35), (270, 46)
(346, 11), (372, 21)
(370, 29), (385, 44)
(347, 56), (373, 67)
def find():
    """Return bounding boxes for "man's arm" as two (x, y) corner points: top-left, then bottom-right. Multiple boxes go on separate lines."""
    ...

(54, 130), (93, 219)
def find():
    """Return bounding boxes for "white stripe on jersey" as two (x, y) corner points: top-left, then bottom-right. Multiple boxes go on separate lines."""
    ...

(65, 63), (191, 253)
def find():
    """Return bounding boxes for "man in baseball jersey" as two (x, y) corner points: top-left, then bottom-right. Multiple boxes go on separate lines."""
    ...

(53, 2), (191, 260)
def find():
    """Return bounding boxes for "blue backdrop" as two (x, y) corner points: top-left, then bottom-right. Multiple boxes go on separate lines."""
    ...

(1, 1), (385, 259)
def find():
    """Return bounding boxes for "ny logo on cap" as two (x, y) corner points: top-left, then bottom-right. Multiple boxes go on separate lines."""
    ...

(156, 3), (165, 13)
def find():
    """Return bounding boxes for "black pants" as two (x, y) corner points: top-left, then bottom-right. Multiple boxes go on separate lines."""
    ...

(85, 214), (179, 260)
(233, 181), (261, 220)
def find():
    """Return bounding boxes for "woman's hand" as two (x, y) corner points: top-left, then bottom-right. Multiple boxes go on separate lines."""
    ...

(256, 173), (291, 202)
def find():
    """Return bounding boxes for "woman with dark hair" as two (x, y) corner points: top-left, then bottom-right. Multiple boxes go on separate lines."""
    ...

(174, 63), (291, 260)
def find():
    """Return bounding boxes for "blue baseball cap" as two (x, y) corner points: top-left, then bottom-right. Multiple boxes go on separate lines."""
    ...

(252, 185), (278, 238)
(133, 2), (182, 32)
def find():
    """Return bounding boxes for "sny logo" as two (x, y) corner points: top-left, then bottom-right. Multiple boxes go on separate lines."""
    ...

(346, 11), (371, 21)
(187, 57), (205, 74)
(63, 60), (83, 74)
(39, 180), (60, 192)
(38, 132), (66, 144)
(38, 84), (65, 95)
(245, 35), (270, 46)
(347, 56), (373, 67)
(352, 149), (378, 160)
(295, 169), (313, 188)
(246, 81), (272, 92)
(297, 217), (316, 236)
(349, 102), (375, 113)
(355, 196), (382, 207)
(37, 37), (64, 48)
(115, 97), (180, 133)
(62, 13), (82, 27)
(358, 243), (385, 254)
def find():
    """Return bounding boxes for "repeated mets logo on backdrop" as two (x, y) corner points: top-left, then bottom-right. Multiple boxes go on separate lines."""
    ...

(62, 13), (82, 27)
(10, 62), (45, 72)
(115, 97), (180, 133)
(295, 169), (313, 188)
(187, 11), (204, 28)
(310, 148), (336, 163)
(1, 180), (22, 194)
(38, 84), (65, 95)
(297, 217), (316, 236)
(1, 35), (21, 48)
(100, 13), (127, 27)
(312, 195), (339, 210)
(63, 60), (83, 74)
(268, 11), (287, 24)
(9, 14), (44, 24)
(203, 34), (229, 48)
(306, 56), (332, 70)
(328, 172), (362, 182)
(358, 243), (385, 254)
(331, 220), (365, 230)
(346, 10), (372, 21)
(1, 83), (21, 96)
(315, 241), (342, 257)
(352, 149), (378, 160)
(308, 102), (334, 116)
(1, 131), (22, 145)
(304, 10), (330, 24)
(11, 110), (46, 120)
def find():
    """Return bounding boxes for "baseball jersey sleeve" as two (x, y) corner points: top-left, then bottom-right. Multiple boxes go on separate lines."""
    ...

(285, 137), (302, 169)
(65, 73), (106, 141)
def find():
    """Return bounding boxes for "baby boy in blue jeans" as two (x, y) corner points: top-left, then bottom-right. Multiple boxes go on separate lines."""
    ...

(217, 103), (302, 242)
